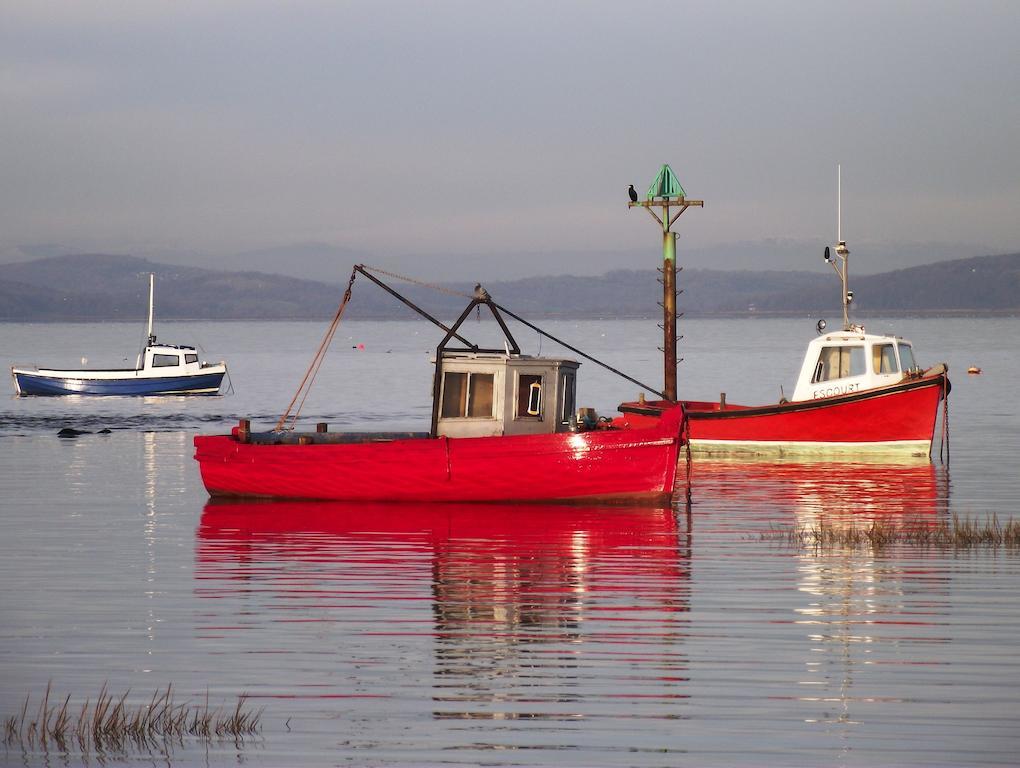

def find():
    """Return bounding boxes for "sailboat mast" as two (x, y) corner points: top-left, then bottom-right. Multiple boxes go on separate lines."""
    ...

(147, 273), (155, 344)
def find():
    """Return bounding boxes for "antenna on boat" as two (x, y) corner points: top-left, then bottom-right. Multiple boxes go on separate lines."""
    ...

(146, 273), (156, 345)
(824, 165), (852, 330)
(838, 163), (842, 244)
(629, 164), (703, 401)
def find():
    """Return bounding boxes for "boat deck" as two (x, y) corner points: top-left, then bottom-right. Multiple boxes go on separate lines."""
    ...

(243, 430), (432, 446)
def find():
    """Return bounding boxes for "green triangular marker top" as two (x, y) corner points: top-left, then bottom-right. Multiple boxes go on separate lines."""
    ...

(646, 164), (686, 200)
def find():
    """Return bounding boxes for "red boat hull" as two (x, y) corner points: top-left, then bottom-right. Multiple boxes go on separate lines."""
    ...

(680, 369), (948, 457)
(194, 406), (683, 503)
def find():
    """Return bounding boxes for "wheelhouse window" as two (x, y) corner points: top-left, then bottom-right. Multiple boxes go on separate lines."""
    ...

(559, 372), (576, 424)
(872, 343), (899, 374)
(516, 374), (543, 419)
(152, 354), (180, 367)
(185, 353), (199, 364)
(811, 345), (865, 383)
(898, 344), (917, 372)
(441, 372), (494, 418)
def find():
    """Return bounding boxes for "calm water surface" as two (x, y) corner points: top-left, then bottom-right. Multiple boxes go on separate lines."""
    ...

(1, 316), (1018, 766)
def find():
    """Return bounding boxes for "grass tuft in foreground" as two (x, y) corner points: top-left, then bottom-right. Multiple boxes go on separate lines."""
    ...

(3, 682), (262, 757)
(762, 514), (1020, 550)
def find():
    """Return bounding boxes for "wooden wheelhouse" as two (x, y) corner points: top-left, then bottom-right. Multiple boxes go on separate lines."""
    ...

(427, 284), (579, 438)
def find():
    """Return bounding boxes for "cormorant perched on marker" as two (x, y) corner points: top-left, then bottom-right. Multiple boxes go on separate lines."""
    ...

(628, 184), (638, 203)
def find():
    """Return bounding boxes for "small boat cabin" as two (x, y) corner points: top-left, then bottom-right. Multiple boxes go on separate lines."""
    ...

(137, 342), (213, 376)
(791, 329), (921, 402)
(433, 351), (579, 438)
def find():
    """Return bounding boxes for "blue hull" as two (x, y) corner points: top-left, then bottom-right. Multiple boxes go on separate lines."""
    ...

(14, 371), (225, 396)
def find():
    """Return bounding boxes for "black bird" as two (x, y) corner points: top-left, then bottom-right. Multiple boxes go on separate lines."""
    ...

(628, 184), (638, 203)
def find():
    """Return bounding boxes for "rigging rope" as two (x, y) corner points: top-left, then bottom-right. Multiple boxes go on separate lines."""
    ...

(361, 265), (474, 300)
(274, 264), (668, 431)
(939, 370), (950, 463)
(274, 267), (358, 432)
(363, 265), (665, 397)
(682, 413), (692, 508)
(492, 301), (666, 400)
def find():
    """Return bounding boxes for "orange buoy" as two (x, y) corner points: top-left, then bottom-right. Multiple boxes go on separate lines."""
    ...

(967, 366), (982, 375)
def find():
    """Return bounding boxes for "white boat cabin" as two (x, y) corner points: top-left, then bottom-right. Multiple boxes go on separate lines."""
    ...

(791, 329), (921, 402)
(137, 342), (208, 377)
(433, 351), (579, 438)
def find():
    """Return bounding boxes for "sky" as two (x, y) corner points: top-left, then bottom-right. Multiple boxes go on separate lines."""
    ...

(1, 0), (1018, 277)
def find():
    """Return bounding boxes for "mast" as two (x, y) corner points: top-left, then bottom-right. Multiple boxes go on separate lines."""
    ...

(629, 165), (703, 401)
(146, 273), (156, 345)
(824, 165), (852, 329)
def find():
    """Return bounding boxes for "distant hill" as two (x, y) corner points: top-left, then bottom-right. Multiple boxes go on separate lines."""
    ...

(0, 252), (1017, 321)
(0, 254), (347, 320)
(853, 253), (1020, 311)
(4, 238), (992, 281)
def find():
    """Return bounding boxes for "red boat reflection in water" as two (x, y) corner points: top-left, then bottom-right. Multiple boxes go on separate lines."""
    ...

(198, 501), (686, 557)
(679, 456), (950, 529)
(197, 502), (689, 612)
(197, 501), (692, 714)
(193, 464), (955, 732)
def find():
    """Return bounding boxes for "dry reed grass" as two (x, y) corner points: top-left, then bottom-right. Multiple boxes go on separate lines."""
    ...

(2, 682), (262, 757)
(762, 514), (1020, 550)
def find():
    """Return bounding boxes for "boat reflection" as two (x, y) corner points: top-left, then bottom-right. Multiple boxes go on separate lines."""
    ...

(682, 455), (950, 527)
(681, 457), (952, 731)
(196, 501), (692, 717)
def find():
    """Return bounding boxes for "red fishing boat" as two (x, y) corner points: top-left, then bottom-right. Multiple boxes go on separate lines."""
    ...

(194, 407), (682, 503)
(194, 267), (684, 503)
(677, 346), (948, 457)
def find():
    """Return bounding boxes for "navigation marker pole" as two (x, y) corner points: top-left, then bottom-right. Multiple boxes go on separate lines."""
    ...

(628, 164), (703, 401)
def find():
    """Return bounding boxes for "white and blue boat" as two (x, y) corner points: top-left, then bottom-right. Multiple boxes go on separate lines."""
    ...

(11, 274), (228, 397)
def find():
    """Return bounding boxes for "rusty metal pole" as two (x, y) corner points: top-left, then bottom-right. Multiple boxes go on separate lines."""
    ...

(629, 164), (702, 403)
(662, 230), (678, 401)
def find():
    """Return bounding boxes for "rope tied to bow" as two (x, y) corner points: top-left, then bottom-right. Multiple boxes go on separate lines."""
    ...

(939, 368), (950, 463)
(275, 267), (358, 432)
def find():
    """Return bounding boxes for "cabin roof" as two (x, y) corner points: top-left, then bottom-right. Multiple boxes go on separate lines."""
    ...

(439, 350), (579, 365)
(147, 343), (197, 352)
(809, 331), (907, 345)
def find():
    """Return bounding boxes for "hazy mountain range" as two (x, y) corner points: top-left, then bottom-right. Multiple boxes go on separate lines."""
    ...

(0, 252), (1017, 322)
(0, 238), (993, 283)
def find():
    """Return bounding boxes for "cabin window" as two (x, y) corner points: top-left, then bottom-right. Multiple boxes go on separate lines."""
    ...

(152, 354), (180, 367)
(898, 344), (917, 372)
(872, 343), (899, 374)
(560, 372), (576, 424)
(185, 353), (199, 364)
(441, 372), (494, 419)
(811, 345), (865, 383)
(516, 374), (543, 419)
